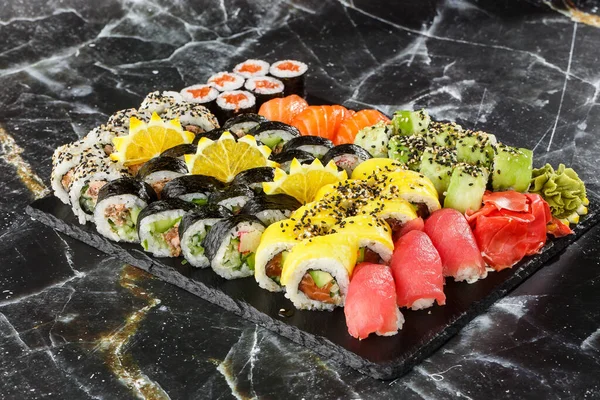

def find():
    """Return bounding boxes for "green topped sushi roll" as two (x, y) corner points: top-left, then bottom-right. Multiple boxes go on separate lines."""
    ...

(391, 109), (431, 136)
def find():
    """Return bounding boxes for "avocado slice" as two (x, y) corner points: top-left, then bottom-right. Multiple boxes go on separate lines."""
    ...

(309, 270), (334, 288)
(455, 130), (496, 168)
(419, 147), (457, 197)
(424, 121), (462, 148)
(387, 135), (427, 171)
(491, 144), (533, 192)
(392, 109), (431, 136)
(444, 163), (489, 213)
(152, 216), (182, 234)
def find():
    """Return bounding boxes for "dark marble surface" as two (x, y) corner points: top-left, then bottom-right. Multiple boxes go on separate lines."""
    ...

(1, 0), (600, 398)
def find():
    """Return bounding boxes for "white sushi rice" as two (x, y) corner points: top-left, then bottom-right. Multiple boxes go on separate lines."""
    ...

(94, 194), (147, 243)
(284, 259), (350, 311)
(139, 209), (186, 257)
(180, 84), (219, 104)
(216, 90), (256, 111)
(454, 265), (488, 284)
(178, 192), (208, 203)
(294, 144), (330, 159)
(84, 125), (116, 146)
(254, 209), (290, 226)
(211, 221), (265, 279)
(244, 76), (284, 95)
(180, 218), (221, 268)
(165, 103), (219, 133)
(376, 309), (405, 336)
(207, 72), (245, 92)
(254, 129), (297, 146)
(410, 298), (436, 311)
(254, 243), (294, 293)
(139, 91), (182, 116)
(269, 60), (308, 78)
(233, 59), (270, 79)
(216, 195), (250, 212)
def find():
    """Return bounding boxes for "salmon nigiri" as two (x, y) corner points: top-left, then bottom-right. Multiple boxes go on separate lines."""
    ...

(290, 105), (353, 140)
(334, 109), (390, 145)
(258, 95), (308, 124)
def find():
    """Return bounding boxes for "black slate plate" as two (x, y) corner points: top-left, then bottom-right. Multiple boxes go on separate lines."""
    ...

(26, 193), (600, 379)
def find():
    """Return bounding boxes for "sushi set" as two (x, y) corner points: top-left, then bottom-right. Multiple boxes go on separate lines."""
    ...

(27, 59), (599, 379)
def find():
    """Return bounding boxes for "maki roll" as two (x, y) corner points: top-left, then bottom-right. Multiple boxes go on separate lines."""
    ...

(247, 121), (300, 153)
(139, 91), (182, 116)
(204, 214), (265, 279)
(269, 60), (308, 97)
(94, 177), (158, 243)
(215, 90), (256, 123)
(179, 205), (232, 268)
(269, 149), (315, 173)
(232, 167), (275, 192)
(162, 175), (225, 205)
(281, 136), (333, 159)
(137, 199), (196, 257)
(358, 198), (418, 234)
(321, 144), (372, 176)
(208, 185), (255, 213)
(165, 103), (220, 135)
(160, 144), (197, 160)
(222, 113), (268, 137)
(207, 72), (245, 92)
(136, 156), (188, 198)
(331, 215), (394, 264)
(240, 194), (301, 226)
(244, 77), (284, 108)
(180, 84), (219, 112)
(192, 128), (228, 144)
(233, 59), (270, 79)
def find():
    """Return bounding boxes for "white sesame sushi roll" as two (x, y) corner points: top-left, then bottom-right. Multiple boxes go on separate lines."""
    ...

(51, 140), (104, 205)
(94, 177), (157, 243)
(233, 59), (270, 79)
(137, 199), (196, 257)
(68, 154), (129, 224)
(207, 72), (245, 92)
(139, 91), (183, 116)
(164, 103), (220, 135)
(204, 214), (265, 279)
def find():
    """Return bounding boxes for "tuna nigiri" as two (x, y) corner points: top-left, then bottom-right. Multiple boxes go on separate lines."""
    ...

(344, 262), (404, 340)
(290, 105), (353, 140)
(391, 230), (446, 310)
(258, 95), (308, 125)
(334, 109), (390, 145)
(424, 208), (487, 283)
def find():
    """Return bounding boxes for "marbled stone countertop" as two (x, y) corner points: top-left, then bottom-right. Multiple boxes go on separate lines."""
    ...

(1, 0), (599, 398)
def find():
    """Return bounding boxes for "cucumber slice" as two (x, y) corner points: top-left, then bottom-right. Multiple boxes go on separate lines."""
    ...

(354, 122), (391, 158)
(419, 147), (457, 197)
(387, 135), (427, 170)
(491, 144), (533, 192)
(357, 247), (365, 263)
(455, 130), (496, 167)
(245, 253), (256, 271)
(392, 109), (431, 136)
(152, 217), (182, 234)
(309, 270), (334, 288)
(191, 198), (208, 206)
(444, 163), (489, 213)
(260, 136), (283, 149)
(425, 121), (462, 148)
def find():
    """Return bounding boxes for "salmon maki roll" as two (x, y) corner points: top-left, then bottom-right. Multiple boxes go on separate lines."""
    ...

(258, 95), (308, 124)
(334, 109), (390, 145)
(290, 105), (353, 140)
(344, 262), (404, 340)
(391, 230), (446, 310)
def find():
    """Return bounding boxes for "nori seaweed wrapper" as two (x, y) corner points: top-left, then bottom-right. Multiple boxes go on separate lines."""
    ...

(208, 185), (255, 206)
(232, 167), (275, 187)
(269, 149), (315, 165)
(282, 135), (334, 153)
(223, 113), (268, 136)
(160, 144), (198, 159)
(193, 128), (228, 144)
(136, 156), (188, 181)
(162, 175), (225, 200)
(203, 214), (264, 261)
(136, 198), (196, 233)
(96, 177), (158, 204)
(240, 194), (301, 216)
(321, 144), (372, 174)
(178, 204), (233, 239)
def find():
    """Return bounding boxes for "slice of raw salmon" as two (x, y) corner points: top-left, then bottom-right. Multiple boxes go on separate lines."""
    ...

(258, 95), (308, 124)
(334, 109), (390, 145)
(290, 105), (353, 140)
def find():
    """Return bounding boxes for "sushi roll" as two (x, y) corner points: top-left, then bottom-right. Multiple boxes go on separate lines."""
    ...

(139, 91), (183, 116)
(204, 214), (265, 279)
(269, 60), (308, 97)
(192, 128), (228, 144)
(281, 136), (333, 159)
(93, 177), (158, 243)
(244, 76), (284, 108)
(164, 103), (220, 135)
(179, 205), (232, 268)
(233, 59), (270, 79)
(136, 156), (188, 198)
(254, 218), (299, 292)
(137, 199), (196, 257)
(162, 175), (225, 206)
(358, 198), (418, 234)
(321, 144), (372, 176)
(208, 185), (255, 214)
(159, 144), (198, 160)
(381, 170), (441, 218)
(222, 113), (268, 137)
(331, 215), (394, 264)
(180, 84), (219, 112)
(280, 233), (358, 311)
(207, 72), (245, 92)
(240, 194), (301, 226)
(269, 149), (315, 173)
(247, 121), (301, 154)
(51, 140), (105, 205)
(215, 90), (256, 123)
(231, 167), (275, 192)
(68, 153), (129, 224)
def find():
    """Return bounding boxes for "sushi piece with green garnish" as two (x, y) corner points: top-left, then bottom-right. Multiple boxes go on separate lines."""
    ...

(391, 109), (431, 136)
(387, 135), (427, 170)
(444, 163), (489, 213)
(491, 144), (533, 193)
(419, 147), (457, 198)
(353, 121), (392, 158)
(455, 130), (497, 168)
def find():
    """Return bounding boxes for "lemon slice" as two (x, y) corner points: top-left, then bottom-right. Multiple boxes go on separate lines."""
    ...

(184, 132), (273, 182)
(263, 159), (348, 204)
(110, 113), (194, 166)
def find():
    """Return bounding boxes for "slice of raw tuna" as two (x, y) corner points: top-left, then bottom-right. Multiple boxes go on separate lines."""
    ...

(424, 208), (487, 283)
(393, 216), (424, 241)
(344, 263), (403, 340)
(391, 230), (446, 310)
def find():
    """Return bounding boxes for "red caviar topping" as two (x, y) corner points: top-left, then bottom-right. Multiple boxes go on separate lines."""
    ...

(187, 87), (212, 98)
(210, 74), (236, 87)
(254, 80), (280, 89)
(277, 61), (301, 72)
(222, 93), (248, 105)
(238, 63), (262, 73)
